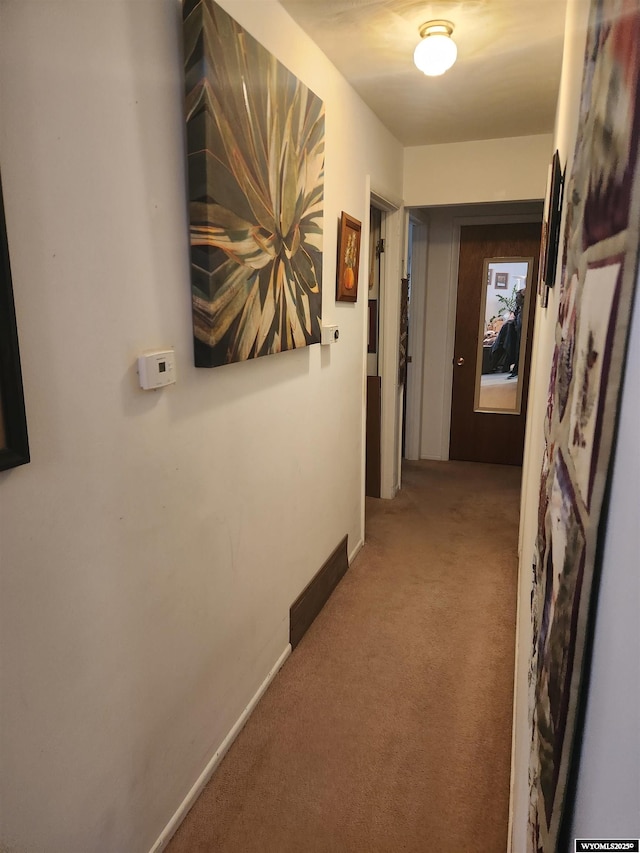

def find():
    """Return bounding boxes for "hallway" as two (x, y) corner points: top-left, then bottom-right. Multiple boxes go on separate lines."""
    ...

(167, 460), (521, 853)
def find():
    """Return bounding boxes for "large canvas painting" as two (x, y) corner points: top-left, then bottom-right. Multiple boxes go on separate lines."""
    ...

(183, 0), (325, 367)
(528, 2), (640, 850)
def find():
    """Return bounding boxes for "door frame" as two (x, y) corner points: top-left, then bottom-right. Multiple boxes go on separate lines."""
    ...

(449, 225), (540, 465)
(364, 183), (403, 501)
(404, 213), (428, 461)
(445, 214), (543, 460)
(403, 206), (543, 462)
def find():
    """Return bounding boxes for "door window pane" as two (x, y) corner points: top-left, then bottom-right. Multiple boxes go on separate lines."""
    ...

(474, 258), (533, 414)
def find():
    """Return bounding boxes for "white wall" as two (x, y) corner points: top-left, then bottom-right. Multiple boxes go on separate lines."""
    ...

(0, 2), (403, 851)
(403, 134), (553, 208)
(511, 0), (640, 847)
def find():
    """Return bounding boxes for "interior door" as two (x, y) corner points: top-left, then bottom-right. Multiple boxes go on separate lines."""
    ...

(450, 222), (541, 465)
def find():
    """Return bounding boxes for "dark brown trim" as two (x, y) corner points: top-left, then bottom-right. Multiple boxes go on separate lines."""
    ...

(290, 535), (349, 650)
(366, 376), (381, 497)
(0, 173), (30, 472)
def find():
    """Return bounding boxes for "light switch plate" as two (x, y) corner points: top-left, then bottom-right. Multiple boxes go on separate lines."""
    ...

(321, 324), (339, 345)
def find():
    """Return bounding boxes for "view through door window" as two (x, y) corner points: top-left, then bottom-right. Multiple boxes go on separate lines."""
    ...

(475, 258), (533, 414)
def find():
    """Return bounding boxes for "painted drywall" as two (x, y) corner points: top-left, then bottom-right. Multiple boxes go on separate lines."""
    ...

(0, 2), (402, 851)
(403, 134), (553, 208)
(511, 0), (640, 847)
(412, 202), (543, 462)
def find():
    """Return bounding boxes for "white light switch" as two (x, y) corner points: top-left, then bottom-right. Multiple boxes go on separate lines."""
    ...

(137, 350), (176, 390)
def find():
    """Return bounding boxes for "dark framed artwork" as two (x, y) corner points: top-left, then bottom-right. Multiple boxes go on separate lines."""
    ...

(494, 272), (509, 289)
(183, 0), (325, 367)
(538, 219), (549, 306)
(540, 150), (565, 296)
(0, 175), (29, 472)
(528, 2), (640, 850)
(336, 212), (362, 302)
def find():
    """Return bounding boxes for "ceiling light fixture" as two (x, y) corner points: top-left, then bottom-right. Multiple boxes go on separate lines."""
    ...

(413, 20), (457, 77)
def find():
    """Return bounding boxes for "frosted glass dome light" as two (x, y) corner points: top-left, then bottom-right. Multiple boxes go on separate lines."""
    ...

(414, 21), (458, 77)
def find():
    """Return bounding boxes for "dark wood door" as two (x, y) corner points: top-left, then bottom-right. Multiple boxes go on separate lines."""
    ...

(450, 222), (541, 465)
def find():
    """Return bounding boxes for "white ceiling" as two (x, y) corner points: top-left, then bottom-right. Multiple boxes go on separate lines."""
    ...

(279, 0), (567, 146)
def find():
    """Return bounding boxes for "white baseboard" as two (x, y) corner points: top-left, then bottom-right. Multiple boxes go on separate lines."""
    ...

(349, 537), (364, 564)
(149, 644), (292, 853)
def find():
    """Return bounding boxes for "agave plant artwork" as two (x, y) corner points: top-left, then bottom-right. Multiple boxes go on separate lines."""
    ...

(183, 0), (325, 367)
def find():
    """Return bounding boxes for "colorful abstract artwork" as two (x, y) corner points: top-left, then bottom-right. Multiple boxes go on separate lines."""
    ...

(183, 0), (325, 367)
(528, 2), (640, 850)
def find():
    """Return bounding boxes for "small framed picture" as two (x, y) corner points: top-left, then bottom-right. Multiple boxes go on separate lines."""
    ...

(495, 272), (509, 289)
(336, 212), (362, 302)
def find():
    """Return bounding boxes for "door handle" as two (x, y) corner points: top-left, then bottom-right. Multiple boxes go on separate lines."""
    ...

(456, 356), (465, 366)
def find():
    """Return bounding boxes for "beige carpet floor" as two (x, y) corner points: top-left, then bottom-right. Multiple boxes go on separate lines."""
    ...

(166, 460), (521, 853)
